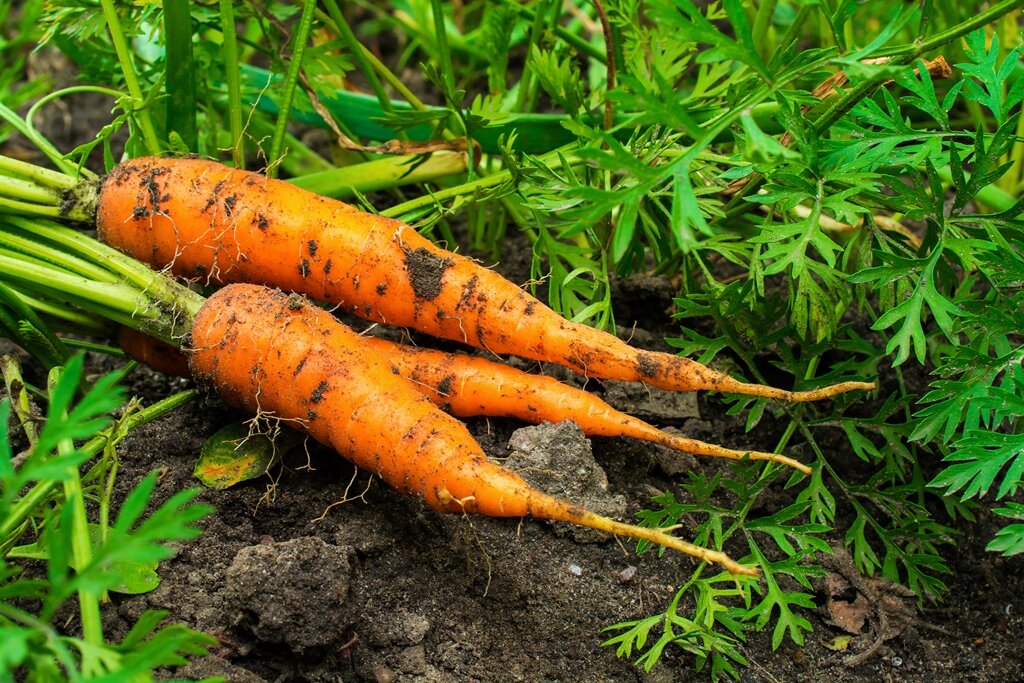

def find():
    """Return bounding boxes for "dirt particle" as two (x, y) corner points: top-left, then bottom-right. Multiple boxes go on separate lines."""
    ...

(203, 179), (226, 213)
(404, 247), (452, 301)
(524, 300), (536, 316)
(307, 239), (318, 256)
(293, 357), (307, 377)
(298, 260), (311, 277)
(256, 213), (270, 230)
(376, 282), (388, 296)
(306, 409), (317, 421)
(223, 193), (238, 217)
(310, 381), (329, 404)
(323, 259), (333, 274)
(456, 274), (479, 311)
(436, 374), (455, 396)
(636, 352), (661, 378)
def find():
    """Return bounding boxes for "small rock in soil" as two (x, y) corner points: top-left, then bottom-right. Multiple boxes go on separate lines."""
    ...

(223, 536), (356, 652)
(505, 421), (627, 543)
(364, 608), (432, 647)
(600, 380), (700, 425)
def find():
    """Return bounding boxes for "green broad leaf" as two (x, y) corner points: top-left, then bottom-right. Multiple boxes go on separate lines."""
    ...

(740, 111), (799, 163)
(929, 431), (1024, 501)
(9, 525), (159, 594)
(194, 422), (287, 489)
(0, 627), (30, 668)
(743, 541), (816, 650)
(987, 503), (1024, 556)
(854, 248), (965, 365)
(957, 29), (1024, 125)
(986, 524), (1024, 556)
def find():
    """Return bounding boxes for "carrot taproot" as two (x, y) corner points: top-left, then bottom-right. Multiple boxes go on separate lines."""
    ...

(92, 156), (874, 403)
(114, 323), (809, 473)
(186, 283), (757, 576)
(361, 335), (811, 474)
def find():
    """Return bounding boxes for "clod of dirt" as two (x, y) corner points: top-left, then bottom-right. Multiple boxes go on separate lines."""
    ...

(175, 654), (268, 683)
(223, 536), (357, 652)
(505, 421), (627, 543)
(600, 380), (699, 425)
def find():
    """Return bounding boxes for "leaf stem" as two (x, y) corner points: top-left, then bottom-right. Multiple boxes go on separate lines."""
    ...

(163, 0), (197, 151)
(218, 0), (245, 166)
(267, 0), (318, 176)
(99, 0), (161, 155)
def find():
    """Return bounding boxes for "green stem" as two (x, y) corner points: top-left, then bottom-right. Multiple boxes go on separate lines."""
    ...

(381, 146), (582, 219)
(0, 103), (77, 177)
(429, 0), (456, 93)
(322, 0), (394, 115)
(163, 0), (197, 151)
(267, 0), (318, 176)
(0, 149), (79, 190)
(48, 368), (103, 673)
(0, 175), (61, 205)
(218, 0), (245, 166)
(99, 0), (161, 155)
(290, 151), (467, 198)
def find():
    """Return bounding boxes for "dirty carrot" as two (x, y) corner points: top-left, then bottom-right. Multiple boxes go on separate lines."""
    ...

(85, 156), (872, 403)
(112, 325), (810, 474)
(187, 283), (758, 576)
(361, 336), (812, 474)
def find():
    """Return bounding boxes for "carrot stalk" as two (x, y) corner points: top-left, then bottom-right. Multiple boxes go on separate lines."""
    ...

(83, 156), (873, 403)
(187, 284), (758, 576)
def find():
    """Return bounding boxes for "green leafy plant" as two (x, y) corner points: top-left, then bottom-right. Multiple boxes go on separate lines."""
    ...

(0, 354), (214, 680)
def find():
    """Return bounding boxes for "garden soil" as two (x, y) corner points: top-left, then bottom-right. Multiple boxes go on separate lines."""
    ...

(8, 87), (1023, 683)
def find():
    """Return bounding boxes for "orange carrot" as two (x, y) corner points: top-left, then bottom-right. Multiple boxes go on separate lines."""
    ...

(186, 283), (757, 576)
(115, 323), (808, 473)
(361, 336), (811, 474)
(94, 156), (874, 403)
(117, 325), (192, 377)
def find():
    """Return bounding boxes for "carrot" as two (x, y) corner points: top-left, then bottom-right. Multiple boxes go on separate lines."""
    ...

(114, 324), (809, 473)
(361, 336), (812, 474)
(186, 283), (757, 576)
(117, 325), (192, 377)
(93, 156), (874, 403)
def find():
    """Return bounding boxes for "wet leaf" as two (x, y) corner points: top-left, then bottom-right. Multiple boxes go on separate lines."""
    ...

(194, 422), (282, 489)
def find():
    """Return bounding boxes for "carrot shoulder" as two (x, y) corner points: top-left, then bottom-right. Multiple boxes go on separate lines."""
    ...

(186, 283), (756, 576)
(96, 156), (873, 403)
